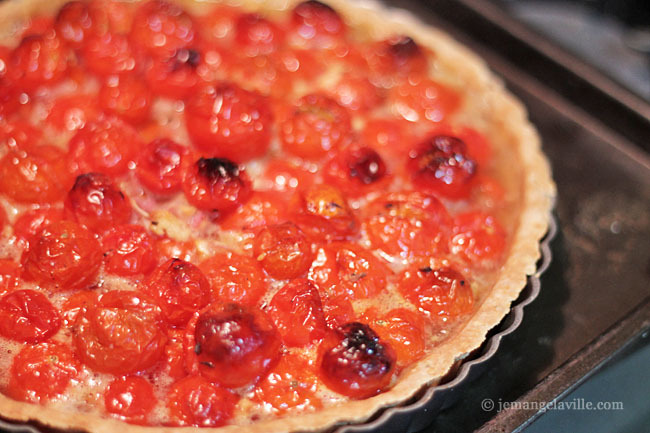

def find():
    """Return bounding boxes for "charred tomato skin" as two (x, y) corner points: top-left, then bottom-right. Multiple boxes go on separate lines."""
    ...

(319, 322), (396, 399)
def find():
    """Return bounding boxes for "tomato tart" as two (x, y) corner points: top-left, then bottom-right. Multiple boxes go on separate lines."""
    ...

(0, 0), (555, 432)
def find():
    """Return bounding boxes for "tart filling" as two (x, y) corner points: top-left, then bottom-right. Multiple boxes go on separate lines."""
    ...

(0, 0), (555, 432)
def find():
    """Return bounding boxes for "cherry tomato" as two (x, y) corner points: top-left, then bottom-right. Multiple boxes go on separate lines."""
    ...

(199, 250), (266, 306)
(319, 322), (395, 399)
(130, 0), (196, 59)
(0, 259), (20, 297)
(364, 36), (428, 81)
(21, 221), (102, 291)
(64, 173), (132, 234)
(184, 303), (281, 388)
(362, 191), (451, 258)
(67, 116), (142, 176)
(252, 352), (322, 415)
(408, 134), (477, 199)
(362, 307), (426, 368)
(145, 47), (203, 99)
(253, 222), (314, 280)
(267, 279), (327, 347)
(185, 83), (273, 162)
(73, 290), (167, 375)
(331, 74), (382, 112)
(144, 258), (212, 327)
(167, 376), (238, 427)
(135, 138), (189, 195)
(293, 184), (357, 242)
(13, 208), (63, 248)
(104, 376), (156, 422)
(261, 159), (315, 191)
(280, 93), (351, 160)
(163, 328), (187, 380)
(0, 119), (43, 151)
(309, 243), (391, 299)
(398, 266), (474, 319)
(0, 148), (69, 204)
(55, 1), (109, 48)
(61, 290), (97, 327)
(7, 342), (81, 403)
(153, 237), (197, 263)
(219, 190), (290, 232)
(390, 78), (460, 124)
(321, 293), (355, 329)
(182, 157), (252, 213)
(81, 31), (138, 76)
(322, 145), (390, 198)
(0, 290), (61, 343)
(290, 0), (346, 49)
(101, 224), (156, 277)
(8, 31), (69, 90)
(99, 74), (152, 125)
(450, 211), (506, 265)
(45, 94), (101, 132)
(362, 117), (415, 161)
(234, 13), (284, 56)
(425, 124), (492, 167)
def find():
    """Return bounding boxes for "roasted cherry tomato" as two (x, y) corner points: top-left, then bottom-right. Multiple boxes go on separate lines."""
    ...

(101, 224), (156, 276)
(73, 290), (167, 375)
(364, 36), (428, 82)
(331, 74), (382, 112)
(0, 259), (20, 297)
(199, 250), (266, 306)
(290, 0), (346, 49)
(252, 352), (322, 415)
(61, 290), (97, 328)
(280, 93), (351, 160)
(145, 47), (204, 99)
(321, 293), (355, 329)
(21, 221), (102, 291)
(8, 31), (69, 90)
(398, 266), (474, 319)
(7, 342), (81, 403)
(55, 1), (109, 48)
(163, 328), (187, 380)
(0, 119), (43, 151)
(167, 375), (238, 427)
(362, 191), (451, 258)
(185, 303), (281, 388)
(253, 222), (314, 280)
(67, 116), (141, 176)
(81, 31), (138, 76)
(450, 211), (506, 265)
(104, 376), (156, 422)
(45, 94), (101, 132)
(293, 184), (357, 242)
(267, 279), (327, 347)
(64, 173), (132, 234)
(308, 243), (391, 299)
(0, 290), (61, 343)
(99, 74), (152, 125)
(185, 83), (273, 162)
(144, 258), (212, 327)
(234, 13), (284, 56)
(319, 322), (395, 399)
(135, 138), (189, 195)
(219, 190), (290, 232)
(130, 0), (196, 59)
(261, 159), (315, 191)
(153, 237), (197, 263)
(408, 134), (477, 199)
(390, 78), (460, 124)
(362, 307), (426, 368)
(182, 157), (252, 213)
(0, 147), (69, 204)
(323, 145), (390, 198)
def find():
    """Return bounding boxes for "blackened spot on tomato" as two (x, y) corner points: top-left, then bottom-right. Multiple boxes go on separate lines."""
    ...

(348, 148), (386, 185)
(415, 135), (476, 184)
(389, 36), (421, 60)
(196, 158), (241, 184)
(419, 266), (432, 273)
(171, 48), (201, 71)
(337, 322), (393, 373)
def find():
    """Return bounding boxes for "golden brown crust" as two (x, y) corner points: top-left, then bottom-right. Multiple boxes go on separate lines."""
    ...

(0, 0), (555, 432)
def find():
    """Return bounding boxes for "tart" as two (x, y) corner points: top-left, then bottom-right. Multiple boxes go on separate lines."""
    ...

(0, 0), (555, 432)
